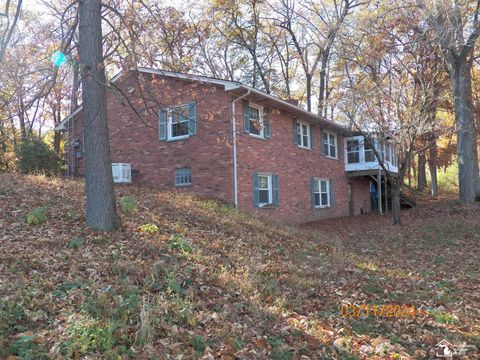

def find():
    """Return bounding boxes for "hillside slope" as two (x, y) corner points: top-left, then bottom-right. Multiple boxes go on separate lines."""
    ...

(1, 174), (479, 359)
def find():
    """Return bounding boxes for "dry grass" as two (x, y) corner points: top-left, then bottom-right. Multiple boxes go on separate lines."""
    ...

(0, 173), (479, 359)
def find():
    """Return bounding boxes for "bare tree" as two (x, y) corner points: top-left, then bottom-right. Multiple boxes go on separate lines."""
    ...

(0, 0), (22, 62)
(417, 0), (480, 202)
(273, 0), (362, 112)
(339, 5), (446, 224)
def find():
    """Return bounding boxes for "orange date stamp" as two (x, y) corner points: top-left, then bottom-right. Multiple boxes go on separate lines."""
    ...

(340, 304), (421, 318)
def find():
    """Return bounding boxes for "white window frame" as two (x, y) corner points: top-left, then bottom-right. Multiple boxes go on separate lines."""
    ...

(296, 121), (311, 149)
(167, 104), (190, 141)
(313, 178), (330, 208)
(248, 103), (264, 139)
(363, 138), (375, 162)
(323, 131), (337, 159)
(346, 138), (360, 164)
(258, 174), (273, 207)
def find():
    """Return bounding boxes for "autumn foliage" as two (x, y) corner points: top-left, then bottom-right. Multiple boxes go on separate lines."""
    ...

(1, 174), (479, 358)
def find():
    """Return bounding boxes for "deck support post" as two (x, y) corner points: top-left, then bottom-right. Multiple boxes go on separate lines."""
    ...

(378, 169), (383, 215)
(384, 174), (388, 213)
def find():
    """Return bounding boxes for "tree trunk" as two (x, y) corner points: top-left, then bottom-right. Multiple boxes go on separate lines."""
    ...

(417, 153), (427, 191)
(306, 73), (312, 112)
(18, 100), (27, 140)
(53, 131), (62, 155)
(451, 60), (480, 202)
(71, 60), (80, 111)
(428, 132), (438, 196)
(9, 116), (17, 151)
(79, 0), (117, 231)
(412, 161), (417, 188)
(53, 107), (62, 155)
(391, 177), (401, 225)
(318, 52), (329, 116)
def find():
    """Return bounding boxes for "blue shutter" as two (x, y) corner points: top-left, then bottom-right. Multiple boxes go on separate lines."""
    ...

(329, 179), (334, 207)
(159, 109), (167, 141)
(310, 177), (315, 209)
(243, 99), (250, 133)
(293, 119), (298, 145)
(337, 135), (342, 160)
(252, 172), (259, 207)
(320, 130), (325, 155)
(264, 108), (271, 139)
(188, 101), (196, 135)
(310, 125), (315, 149)
(273, 174), (279, 207)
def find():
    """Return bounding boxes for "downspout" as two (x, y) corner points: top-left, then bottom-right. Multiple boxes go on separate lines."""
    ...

(231, 89), (250, 208)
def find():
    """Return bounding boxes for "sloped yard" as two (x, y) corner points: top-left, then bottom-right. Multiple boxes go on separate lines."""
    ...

(0, 174), (479, 359)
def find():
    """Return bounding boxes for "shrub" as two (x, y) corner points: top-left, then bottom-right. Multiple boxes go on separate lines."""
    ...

(26, 208), (47, 225)
(119, 196), (137, 213)
(437, 162), (459, 193)
(16, 139), (61, 176)
(61, 314), (118, 357)
(0, 152), (16, 172)
(475, 193), (480, 202)
(190, 335), (206, 354)
(68, 237), (85, 249)
(139, 223), (159, 233)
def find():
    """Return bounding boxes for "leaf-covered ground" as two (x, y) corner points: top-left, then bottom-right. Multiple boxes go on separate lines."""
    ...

(0, 173), (479, 359)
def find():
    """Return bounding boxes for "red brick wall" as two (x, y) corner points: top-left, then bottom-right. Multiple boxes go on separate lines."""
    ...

(352, 177), (372, 215)
(71, 73), (234, 203)
(234, 101), (365, 224)
(68, 72), (372, 223)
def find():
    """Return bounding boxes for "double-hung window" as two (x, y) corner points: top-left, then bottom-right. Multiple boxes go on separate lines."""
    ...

(347, 139), (360, 164)
(258, 174), (272, 206)
(159, 102), (196, 142)
(364, 139), (375, 162)
(253, 172), (279, 208)
(312, 178), (330, 208)
(243, 100), (270, 139)
(322, 132), (337, 158)
(296, 121), (311, 149)
(168, 104), (190, 140)
(248, 104), (263, 137)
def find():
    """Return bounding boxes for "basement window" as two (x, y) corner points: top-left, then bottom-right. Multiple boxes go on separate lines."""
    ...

(175, 168), (192, 186)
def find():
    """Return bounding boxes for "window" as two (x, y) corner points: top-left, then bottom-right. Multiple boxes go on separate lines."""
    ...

(322, 132), (337, 158)
(159, 102), (196, 142)
(391, 146), (397, 167)
(258, 174), (272, 206)
(347, 139), (360, 163)
(296, 121), (311, 149)
(313, 178), (330, 208)
(248, 104), (263, 137)
(175, 168), (191, 186)
(253, 172), (279, 208)
(168, 105), (190, 140)
(364, 139), (375, 162)
(385, 143), (391, 162)
(243, 101), (270, 139)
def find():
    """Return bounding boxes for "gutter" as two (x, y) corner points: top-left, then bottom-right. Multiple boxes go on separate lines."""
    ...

(225, 84), (347, 133)
(231, 89), (251, 208)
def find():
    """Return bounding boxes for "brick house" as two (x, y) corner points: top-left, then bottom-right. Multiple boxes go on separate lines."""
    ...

(56, 68), (398, 223)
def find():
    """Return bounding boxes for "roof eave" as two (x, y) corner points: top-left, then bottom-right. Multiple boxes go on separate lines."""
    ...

(226, 85), (348, 133)
(54, 106), (83, 131)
